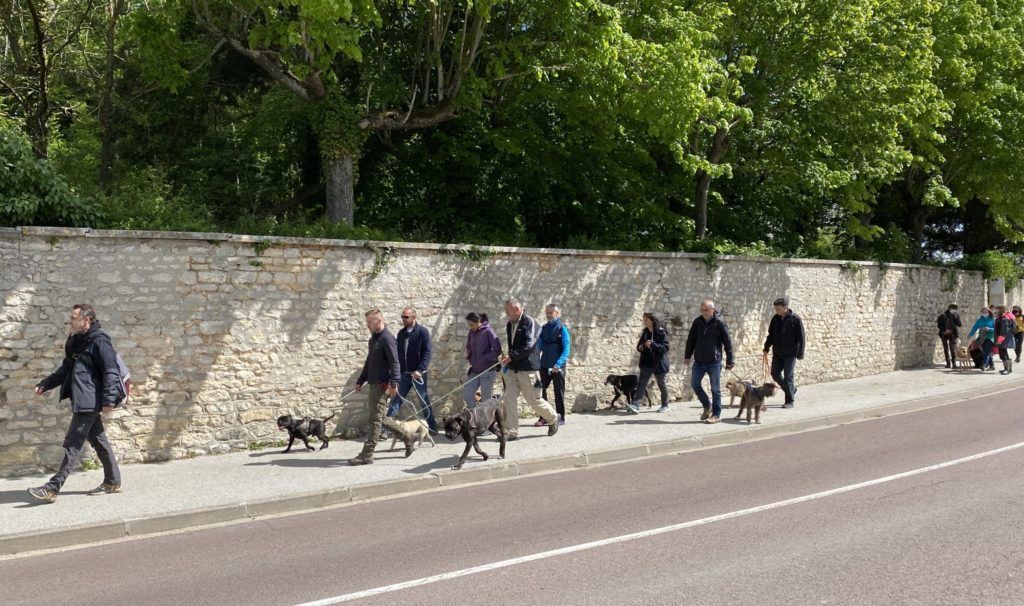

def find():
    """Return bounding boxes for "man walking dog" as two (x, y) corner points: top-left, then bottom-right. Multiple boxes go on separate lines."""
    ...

(684, 300), (735, 424)
(762, 297), (806, 409)
(499, 298), (560, 440)
(387, 306), (437, 434)
(349, 309), (419, 466)
(29, 304), (123, 503)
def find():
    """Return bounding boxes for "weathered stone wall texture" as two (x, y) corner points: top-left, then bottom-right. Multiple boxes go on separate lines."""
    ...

(0, 227), (984, 477)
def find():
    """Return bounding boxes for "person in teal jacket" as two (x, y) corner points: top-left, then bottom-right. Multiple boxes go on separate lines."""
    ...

(967, 307), (996, 371)
(536, 304), (571, 426)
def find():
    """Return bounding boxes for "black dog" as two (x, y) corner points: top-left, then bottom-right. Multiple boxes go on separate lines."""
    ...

(277, 413), (335, 453)
(604, 374), (653, 410)
(734, 383), (778, 424)
(442, 396), (507, 470)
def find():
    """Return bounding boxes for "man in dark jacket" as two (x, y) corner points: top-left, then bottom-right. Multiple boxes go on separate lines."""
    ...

(684, 300), (735, 424)
(386, 307), (437, 433)
(499, 298), (560, 440)
(349, 309), (418, 466)
(937, 304), (962, 368)
(762, 297), (806, 409)
(29, 304), (123, 503)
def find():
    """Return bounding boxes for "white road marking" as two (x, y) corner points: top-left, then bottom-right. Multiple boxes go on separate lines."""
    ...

(293, 440), (1024, 605)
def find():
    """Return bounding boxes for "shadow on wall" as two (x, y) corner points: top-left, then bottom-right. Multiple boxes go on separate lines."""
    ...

(0, 229), (986, 477)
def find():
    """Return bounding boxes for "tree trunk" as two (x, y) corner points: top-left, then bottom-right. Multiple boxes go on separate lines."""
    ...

(325, 153), (355, 225)
(98, 0), (122, 189)
(694, 169), (712, 240)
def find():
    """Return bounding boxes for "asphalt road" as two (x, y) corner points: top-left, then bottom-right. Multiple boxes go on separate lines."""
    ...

(4, 386), (1024, 606)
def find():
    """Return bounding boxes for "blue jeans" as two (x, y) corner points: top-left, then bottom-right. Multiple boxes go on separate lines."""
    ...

(771, 355), (798, 404)
(691, 361), (723, 417)
(387, 374), (436, 431)
(463, 370), (497, 408)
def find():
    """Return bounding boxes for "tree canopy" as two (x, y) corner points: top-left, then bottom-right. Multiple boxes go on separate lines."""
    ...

(1, 0), (1022, 277)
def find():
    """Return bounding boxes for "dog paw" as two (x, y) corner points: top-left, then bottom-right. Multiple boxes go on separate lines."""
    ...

(482, 454), (489, 461)
(282, 450), (290, 454)
(451, 465), (463, 471)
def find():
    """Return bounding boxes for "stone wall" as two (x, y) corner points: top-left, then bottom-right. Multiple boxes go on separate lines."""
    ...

(0, 226), (985, 477)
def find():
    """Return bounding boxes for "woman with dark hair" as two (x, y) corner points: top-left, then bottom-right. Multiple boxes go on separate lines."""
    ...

(464, 312), (502, 408)
(994, 305), (1017, 374)
(967, 307), (996, 371)
(627, 312), (671, 413)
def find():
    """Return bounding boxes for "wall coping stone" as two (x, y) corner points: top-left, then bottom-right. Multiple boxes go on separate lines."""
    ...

(3, 225), (982, 275)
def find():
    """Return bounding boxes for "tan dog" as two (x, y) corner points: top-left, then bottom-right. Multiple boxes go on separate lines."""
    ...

(389, 419), (435, 452)
(955, 346), (972, 370)
(725, 379), (747, 409)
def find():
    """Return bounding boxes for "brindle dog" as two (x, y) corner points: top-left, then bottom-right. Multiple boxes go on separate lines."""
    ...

(442, 396), (507, 470)
(734, 383), (778, 424)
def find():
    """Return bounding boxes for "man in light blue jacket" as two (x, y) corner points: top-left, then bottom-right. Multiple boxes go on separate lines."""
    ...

(536, 304), (571, 426)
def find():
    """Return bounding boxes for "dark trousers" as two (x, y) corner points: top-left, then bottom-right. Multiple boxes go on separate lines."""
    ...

(982, 340), (995, 369)
(1015, 333), (1022, 361)
(46, 412), (121, 492)
(540, 368), (566, 419)
(634, 368), (670, 407)
(386, 374), (436, 431)
(940, 334), (958, 364)
(771, 355), (798, 404)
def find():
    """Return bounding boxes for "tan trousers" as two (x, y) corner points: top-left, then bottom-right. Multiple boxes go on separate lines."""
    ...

(500, 370), (558, 437)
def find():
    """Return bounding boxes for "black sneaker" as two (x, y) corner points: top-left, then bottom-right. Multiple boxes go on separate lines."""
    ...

(87, 483), (122, 496)
(28, 486), (57, 503)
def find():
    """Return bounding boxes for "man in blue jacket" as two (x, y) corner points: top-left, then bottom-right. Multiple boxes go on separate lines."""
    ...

(29, 304), (123, 503)
(536, 304), (570, 426)
(762, 297), (806, 409)
(387, 307), (437, 433)
(684, 300), (735, 424)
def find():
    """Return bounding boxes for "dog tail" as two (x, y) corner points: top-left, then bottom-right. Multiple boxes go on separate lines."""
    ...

(322, 412), (336, 423)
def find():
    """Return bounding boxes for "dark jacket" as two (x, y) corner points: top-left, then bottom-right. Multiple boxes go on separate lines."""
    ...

(357, 327), (401, 387)
(995, 314), (1018, 351)
(684, 313), (735, 366)
(636, 326), (670, 374)
(763, 310), (806, 359)
(396, 323), (432, 374)
(37, 322), (121, 413)
(937, 309), (962, 338)
(466, 321), (502, 374)
(540, 319), (571, 370)
(506, 312), (541, 372)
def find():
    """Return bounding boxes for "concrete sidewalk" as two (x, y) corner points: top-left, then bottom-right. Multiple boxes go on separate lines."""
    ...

(2, 367), (1022, 556)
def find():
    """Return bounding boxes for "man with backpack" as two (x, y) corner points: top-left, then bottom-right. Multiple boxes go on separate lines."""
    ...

(29, 304), (126, 503)
(938, 304), (962, 369)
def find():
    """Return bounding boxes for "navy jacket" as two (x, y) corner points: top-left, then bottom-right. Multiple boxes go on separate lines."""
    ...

(506, 313), (541, 372)
(684, 313), (735, 366)
(763, 310), (806, 359)
(636, 326), (670, 373)
(357, 328), (401, 387)
(396, 323), (432, 374)
(37, 322), (121, 413)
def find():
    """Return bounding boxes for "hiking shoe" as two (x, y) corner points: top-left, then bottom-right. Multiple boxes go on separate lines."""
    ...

(781, 402), (795, 409)
(348, 453), (374, 466)
(28, 486), (57, 503)
(704, 416), (720, 424)
(87, 483), (122, 496)
(657, 405), (669, 413)
(700, 408), (711, 421)
(547, 419), (559, 436)
(534, 417), (548, 427)
(626, 403), (640, 414)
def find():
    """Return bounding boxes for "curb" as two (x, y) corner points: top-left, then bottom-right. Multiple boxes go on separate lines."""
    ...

(4, 377), (1023, 557)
